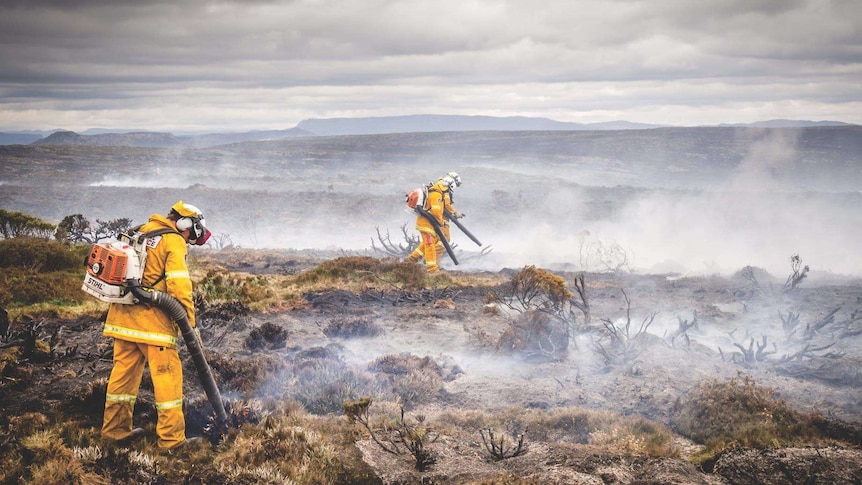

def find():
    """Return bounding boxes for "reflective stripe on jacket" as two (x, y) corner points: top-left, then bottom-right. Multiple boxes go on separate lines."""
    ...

(104, 214), (195, 347)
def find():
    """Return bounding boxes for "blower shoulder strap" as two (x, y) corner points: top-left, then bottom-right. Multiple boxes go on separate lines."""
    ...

(127, 225), (183, 288)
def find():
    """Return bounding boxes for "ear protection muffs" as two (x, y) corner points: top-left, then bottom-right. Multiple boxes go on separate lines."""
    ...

(176, 216), (195, 233)
(176, 216), (211, 245)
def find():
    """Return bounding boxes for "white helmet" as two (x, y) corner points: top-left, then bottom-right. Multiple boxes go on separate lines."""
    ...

(171, 200), (211, 246)
(441, 172), (462, 188)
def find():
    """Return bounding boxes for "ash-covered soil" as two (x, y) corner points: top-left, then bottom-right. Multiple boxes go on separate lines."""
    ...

(3, 254), (862, 484)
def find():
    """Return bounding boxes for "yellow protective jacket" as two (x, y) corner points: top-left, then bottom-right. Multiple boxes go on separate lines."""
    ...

(415, 181), (447, 235)
(103, 214), (195, 348)
(441, 189), (457, 223)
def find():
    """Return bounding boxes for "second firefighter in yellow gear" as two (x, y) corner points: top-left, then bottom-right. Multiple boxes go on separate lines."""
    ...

(101, 201), (209, 450)
(406, 180), (447, 272)
(407, 172), (462, 271)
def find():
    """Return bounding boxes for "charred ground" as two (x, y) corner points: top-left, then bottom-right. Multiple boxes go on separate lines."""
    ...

(2, 249), (862, 484)
(2, 126), (862, 483)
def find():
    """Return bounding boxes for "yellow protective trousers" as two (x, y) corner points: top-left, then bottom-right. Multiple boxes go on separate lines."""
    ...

(419, 231), (439, 272)
(102, 339), (186, 449)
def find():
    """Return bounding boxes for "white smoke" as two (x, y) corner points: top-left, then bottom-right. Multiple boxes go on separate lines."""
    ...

(468, 129), (862, 276)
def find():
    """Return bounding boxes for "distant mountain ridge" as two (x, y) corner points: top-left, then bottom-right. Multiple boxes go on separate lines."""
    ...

(2, 116), (856, 147)
(0, 132), (42, 145)
(29, 127), (312, 148)
(32, 130), (183, 147)
(295, 114), (667, 135)
(717, 119), (854, 128)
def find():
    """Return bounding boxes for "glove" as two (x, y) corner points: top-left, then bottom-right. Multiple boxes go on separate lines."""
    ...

(456, 212), (466, 219)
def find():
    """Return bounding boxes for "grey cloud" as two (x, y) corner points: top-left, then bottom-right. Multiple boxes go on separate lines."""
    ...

(0, 0), (860, 131)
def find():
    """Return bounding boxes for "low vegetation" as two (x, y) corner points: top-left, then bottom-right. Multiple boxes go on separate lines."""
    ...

(671, 375), (848, 468)
(2, 210), (861, 484)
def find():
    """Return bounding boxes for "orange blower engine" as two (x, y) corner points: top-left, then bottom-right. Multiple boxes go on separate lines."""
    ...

(82, 240), (143, 304)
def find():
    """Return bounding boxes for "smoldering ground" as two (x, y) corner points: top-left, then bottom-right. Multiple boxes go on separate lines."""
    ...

(3, 163), (862, 481)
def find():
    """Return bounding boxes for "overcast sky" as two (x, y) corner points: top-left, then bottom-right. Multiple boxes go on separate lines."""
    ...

(0, 0), (860, 133)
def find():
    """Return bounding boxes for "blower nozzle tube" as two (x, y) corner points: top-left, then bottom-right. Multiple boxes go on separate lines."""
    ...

(129, 281), (228, 425)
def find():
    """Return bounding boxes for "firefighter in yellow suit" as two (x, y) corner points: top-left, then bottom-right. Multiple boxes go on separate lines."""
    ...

(406, 172), (462, 271)
(101, 201), (211, 450)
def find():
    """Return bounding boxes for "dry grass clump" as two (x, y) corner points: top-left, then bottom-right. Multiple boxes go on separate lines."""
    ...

(462, 474), (545, 485)
(268, 346), (381, 415)
(204, 353), (285, 397)
(0, 418), (164, 485)
(321, 315), (384, 338)
(671, 375), (841, 466)
(244, 321), (288, 350)
(7, 412), (50, 436)
(205, 414), (340, 485)
(439, 406), (679, 459)
(290, 255), (426, 291)
(368, 353), (445, 409)
(195, 269), (274, 308)
(0, 390), (368, 484)
(369, 353), (442, 376)
(20, 428), (108, 485)
(496, 309), (569, 362)
(0, 346), (23, 377)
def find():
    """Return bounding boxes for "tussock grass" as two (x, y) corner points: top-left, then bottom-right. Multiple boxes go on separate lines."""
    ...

(195, 269), (275, 310)
(438, 406), (680, 459)
(289, 256), (425, 291)
(0, 399), (372, 485)
(321, 316), (383, 338)
(462, 475), (545, 485)
(671, 375), (843, 465)
(368, 353), (445, 409)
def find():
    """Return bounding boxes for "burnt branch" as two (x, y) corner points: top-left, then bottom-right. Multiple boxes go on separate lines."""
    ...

(480, 428), (528, 461)
(782, 254), (809, 293)
(568, 273), (591, 328)
(776, 342), (842, 364)
(802, 307), (840, 340)
(731, 335), (776, 368)
(780, 311), (801, 339)
(838, 309), (862, 338)
(594, 289), (657, 366)
(344, 398), (439, 471)
(370, 225), (418, 258)
(665, 311), (698, 348)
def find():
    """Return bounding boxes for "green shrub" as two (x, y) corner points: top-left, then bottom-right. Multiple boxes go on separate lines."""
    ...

(0, 268), (88, 307)
(0, 238), (86, 272)
(0, 209), (55, 240)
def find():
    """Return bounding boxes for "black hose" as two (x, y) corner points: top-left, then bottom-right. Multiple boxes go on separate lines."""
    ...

(129, 281), (228, 425)
(444, 209), (482, 246)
